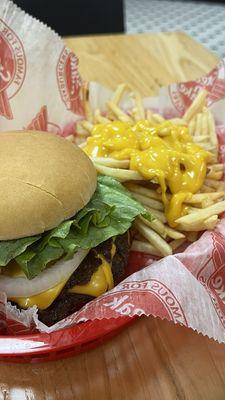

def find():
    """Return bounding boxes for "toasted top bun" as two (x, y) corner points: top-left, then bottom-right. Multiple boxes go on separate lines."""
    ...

(0, 131), (97, 240)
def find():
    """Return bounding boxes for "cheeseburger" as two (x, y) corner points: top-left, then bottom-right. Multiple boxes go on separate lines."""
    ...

(0, 130), (149, 326)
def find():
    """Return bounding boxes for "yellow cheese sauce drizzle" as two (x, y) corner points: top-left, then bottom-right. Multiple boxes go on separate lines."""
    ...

(83, 120), (211, 226)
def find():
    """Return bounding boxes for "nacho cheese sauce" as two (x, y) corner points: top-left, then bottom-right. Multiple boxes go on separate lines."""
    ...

(83, 120), (211, 226)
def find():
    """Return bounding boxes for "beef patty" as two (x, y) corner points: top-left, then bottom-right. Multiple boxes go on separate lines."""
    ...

(38, 232), (130, 326)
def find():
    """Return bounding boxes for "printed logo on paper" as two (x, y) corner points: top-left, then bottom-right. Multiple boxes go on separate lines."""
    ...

(216, 126), (225, 164)
(0, 295), (6, 335)
(0, 19), (26, 119)
(56, 47), (84, 115)
(70, 279), (187, 326)
(196, 232), (225, 328)
(207, 233), (225, 327)
(27, 105), (62, 135)
(169, 60), (225, 115)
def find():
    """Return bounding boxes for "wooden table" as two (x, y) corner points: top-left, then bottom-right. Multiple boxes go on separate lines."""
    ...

(1, 32), (225, 400)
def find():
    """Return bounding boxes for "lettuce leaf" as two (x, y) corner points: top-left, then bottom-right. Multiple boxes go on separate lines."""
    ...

(0, 176), (153, 279)
(0, 236), (41, 267)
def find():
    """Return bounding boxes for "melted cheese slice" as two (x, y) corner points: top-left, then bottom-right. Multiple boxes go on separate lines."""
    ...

(10, 280), (67, 310)
(8, 254), (114, 310)
(69, 255), (114, 297)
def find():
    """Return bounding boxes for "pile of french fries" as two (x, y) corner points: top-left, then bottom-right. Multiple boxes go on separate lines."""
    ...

(68, 83), (225, 258)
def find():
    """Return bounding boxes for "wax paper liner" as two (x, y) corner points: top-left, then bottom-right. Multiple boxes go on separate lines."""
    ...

(1, 0), (225, 343)
(0, 0), (84, 134)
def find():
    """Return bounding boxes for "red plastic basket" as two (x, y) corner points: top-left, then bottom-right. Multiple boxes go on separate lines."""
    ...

(0, 252), (147, 363)
(0, 316), (136, 363)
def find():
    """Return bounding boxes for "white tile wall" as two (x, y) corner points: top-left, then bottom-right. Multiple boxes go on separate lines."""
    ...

(125, 0), (225, 57)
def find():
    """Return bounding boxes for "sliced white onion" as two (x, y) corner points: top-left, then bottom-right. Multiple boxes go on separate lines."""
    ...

(0, 249), (89, 298)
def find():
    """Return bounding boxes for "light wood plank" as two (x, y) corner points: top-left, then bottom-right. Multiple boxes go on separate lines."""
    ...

(65, 32), (219, 95)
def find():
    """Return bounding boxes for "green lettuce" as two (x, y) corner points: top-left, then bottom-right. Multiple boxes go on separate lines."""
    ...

(0, 176), (153, 279)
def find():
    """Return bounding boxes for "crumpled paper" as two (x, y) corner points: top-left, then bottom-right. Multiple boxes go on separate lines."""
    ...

(1, 0), (225, 343)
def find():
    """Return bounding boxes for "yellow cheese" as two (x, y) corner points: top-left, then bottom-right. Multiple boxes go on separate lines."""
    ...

(83, 120), (211, 226)
(5, 261), (67, 310)
(111, 242), (116, 258)
(8, 248), (115, 309)
(69, 256), (114, 297)
(9, 280), (67, 310)
(99, 255), (114, 290)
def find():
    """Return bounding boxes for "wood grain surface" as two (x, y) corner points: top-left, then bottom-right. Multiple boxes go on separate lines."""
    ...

(66, 32), (219, 95)
(1, 32), (224, 400)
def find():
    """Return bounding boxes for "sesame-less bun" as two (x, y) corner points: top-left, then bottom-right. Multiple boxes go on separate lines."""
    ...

(0, 131), (97, 240)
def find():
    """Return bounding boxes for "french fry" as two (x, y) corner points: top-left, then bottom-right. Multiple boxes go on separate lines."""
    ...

(186, 231), (199, 242)
(204, 215), (218, 230)
(131, 91), (145, 121)
(139, 215), (166, 238)
(94, 109), (110, 124)
(185, 206), (200, 214)
(134, 232), (148, 242)
(152, 113), (165, 124)
(183, 89), (208, 122)
(207, 109), (218, 152)
(81, 120), (94, 133)
(208, 163), (224, 172)
(201, 199), (215, 208)
(93, 163), (144, 182)
(164, 226), (185, 239)
(79, 142), (87, 149)
(207, 170), (224, 180)
(177, 221), (206, 232)
(91, 157), (129, 169)
(199, 184), (215, 193)
(188, 117), (196, 136)
(204, 141), (216, 152)
(218, 182), (225, 191)
(195, 113), (202, 136)
(170, 238), (186, 250)
(77, 82), (224, 254)
(111, 83), (128, 105)
(125, 182), (162, 200)
(131, 192), (164, 211)
(201, 108), (208, 136)
(207, 164), (224, 180)
(107, 101), (133, 123)
(65, 135), (74, 142)
(169, 118), (187, 126)
(145, 207), (167, 223)
(76, 121), (90, 136)
(131, 240), (161, 256)
(204, 179), (225, 190)
(176, 200), (225, 229)
(193, 135), (208, 143)
(179, 215), (218, 232)
(146, 109), (153, 122)
(208, 153), (218, 165)
(134, 219), (172, 256)
(185, 192), (225, 205)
